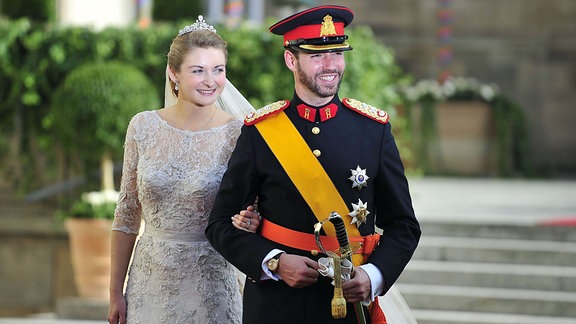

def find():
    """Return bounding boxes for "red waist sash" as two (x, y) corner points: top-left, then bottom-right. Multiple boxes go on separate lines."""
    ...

(259, 218), (380, 257)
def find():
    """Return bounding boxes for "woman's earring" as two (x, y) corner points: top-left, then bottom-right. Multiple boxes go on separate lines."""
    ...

(175, 81), (179, 91)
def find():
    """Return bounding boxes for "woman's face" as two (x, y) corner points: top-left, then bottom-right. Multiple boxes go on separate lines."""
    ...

(175, 47), (226, 107)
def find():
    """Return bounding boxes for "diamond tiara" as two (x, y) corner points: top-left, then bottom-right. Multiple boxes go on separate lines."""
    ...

(178, 15), (217, 36)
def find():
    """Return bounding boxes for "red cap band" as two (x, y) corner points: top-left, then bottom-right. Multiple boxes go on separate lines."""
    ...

(283, 22), (345, 44)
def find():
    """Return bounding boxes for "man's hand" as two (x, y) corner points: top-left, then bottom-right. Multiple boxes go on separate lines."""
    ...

(342, 267), (372, 303)
(276, 254), (320, 288)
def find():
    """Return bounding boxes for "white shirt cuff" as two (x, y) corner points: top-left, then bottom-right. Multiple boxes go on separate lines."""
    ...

(358, 263), (383, 303)
(260, 249), (284, 281)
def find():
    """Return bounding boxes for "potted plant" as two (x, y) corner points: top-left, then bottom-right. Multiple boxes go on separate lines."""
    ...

(44, 61), (160, 299)
(399, 77), (527, 177)
(58, 190), (120, 299)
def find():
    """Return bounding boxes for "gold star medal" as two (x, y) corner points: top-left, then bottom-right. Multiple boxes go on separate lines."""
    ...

(349, 166), (369, 190)
(349, 199), (370, 228)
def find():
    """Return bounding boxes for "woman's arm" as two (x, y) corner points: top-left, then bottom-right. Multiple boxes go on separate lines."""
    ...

(108, 231), (137, 324)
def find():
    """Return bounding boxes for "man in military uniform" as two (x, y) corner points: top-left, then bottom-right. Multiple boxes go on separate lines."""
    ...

(206, 5), (420, 324)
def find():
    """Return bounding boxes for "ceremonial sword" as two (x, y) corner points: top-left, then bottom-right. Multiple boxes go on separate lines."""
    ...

(314, 212), (367, 324)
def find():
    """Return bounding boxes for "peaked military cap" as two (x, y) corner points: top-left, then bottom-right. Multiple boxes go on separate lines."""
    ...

(269, 5), (354, 53)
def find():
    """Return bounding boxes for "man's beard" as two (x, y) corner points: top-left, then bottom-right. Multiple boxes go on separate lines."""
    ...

(296, 63), (342, 98)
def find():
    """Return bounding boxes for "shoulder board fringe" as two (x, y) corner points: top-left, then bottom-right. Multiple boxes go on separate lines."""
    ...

(343, 98), (389, 124)
(244, 100), (290, 126)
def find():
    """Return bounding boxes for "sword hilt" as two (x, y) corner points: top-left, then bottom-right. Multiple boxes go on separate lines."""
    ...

(328, 211), (352, 258)
(327, 211), (367, 324)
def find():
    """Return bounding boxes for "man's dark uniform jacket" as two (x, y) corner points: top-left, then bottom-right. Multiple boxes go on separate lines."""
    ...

(206, 94), (421, 324)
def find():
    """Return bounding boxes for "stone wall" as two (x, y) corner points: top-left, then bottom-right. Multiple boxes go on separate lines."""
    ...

(0, 177), (76, 316)
(309, 0), (576, 176)
(0, 214), (76, 316)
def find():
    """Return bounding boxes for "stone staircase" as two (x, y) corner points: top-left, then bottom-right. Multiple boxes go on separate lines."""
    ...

(396, 221), (576, 324)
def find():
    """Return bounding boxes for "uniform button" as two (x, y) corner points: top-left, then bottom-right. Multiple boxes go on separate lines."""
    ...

(311, 127), (320, 135)
(313, 149), (321, 157)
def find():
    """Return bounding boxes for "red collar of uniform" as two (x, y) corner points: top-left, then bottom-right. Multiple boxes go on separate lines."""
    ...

(296, 103), (338, 122)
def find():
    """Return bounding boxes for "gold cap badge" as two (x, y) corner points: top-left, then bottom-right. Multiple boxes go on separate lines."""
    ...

(320, 15), (337, 37)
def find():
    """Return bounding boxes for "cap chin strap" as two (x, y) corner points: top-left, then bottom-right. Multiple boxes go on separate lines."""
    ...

(297, 42), (352, 52)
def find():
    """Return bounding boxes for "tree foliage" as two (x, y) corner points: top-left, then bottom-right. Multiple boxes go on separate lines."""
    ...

(0, 0), (54, 22)
(0, 18), (413, 192)
(152, 0), (204, 22)
(44, 61), (160, 163)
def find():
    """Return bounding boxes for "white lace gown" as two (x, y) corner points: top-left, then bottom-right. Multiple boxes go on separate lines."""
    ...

(112, 111), (243, 324)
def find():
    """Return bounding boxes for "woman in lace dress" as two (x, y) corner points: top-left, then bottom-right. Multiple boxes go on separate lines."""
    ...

(108, 17), (258, 324)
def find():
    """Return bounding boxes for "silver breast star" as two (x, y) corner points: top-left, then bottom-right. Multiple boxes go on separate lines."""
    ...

(349, 199), (370, 228)
(349, 166), (369, 190)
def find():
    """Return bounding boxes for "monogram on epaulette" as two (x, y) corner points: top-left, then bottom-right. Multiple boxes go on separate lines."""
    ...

(244, 100), (290, 125)
(343, 98), (389, 124)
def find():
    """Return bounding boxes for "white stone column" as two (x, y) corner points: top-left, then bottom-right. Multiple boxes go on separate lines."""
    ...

(56, 0), (135, 29)
(246, 0), (264, 25)
(206, 0), (225, 24)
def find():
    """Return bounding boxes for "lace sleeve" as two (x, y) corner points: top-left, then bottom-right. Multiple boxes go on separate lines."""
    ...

(112, 116), (142, 234)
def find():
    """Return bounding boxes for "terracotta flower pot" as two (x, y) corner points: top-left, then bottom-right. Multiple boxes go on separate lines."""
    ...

(65, 218), (112, 300)
(433, 101), (497, 175)
(412, 100), (497, 176)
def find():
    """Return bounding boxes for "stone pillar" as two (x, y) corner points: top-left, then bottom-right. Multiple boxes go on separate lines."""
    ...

(57, 0), (135, 29)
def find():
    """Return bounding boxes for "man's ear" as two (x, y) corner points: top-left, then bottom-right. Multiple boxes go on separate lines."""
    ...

(284, 50), (297, 72)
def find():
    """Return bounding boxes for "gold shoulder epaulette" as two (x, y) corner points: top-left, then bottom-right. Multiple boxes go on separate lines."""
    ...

(244, 100), (290, 126)
(342, 98), (389, 124)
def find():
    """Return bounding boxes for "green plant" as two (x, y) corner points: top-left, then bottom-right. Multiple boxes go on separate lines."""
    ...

(0, 0), (55, 22)
(401, 77), (500, 103)
(1, 18), (417, 192)
(56, 190), (119, 220)
(153, 0), (203, 22)
(44, 61), (159, 218)
(45, 61), (159, 163)
(0, 19), (173, 192)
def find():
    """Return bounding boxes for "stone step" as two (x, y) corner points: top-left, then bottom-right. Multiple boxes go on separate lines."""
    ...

(397, 283), (576, 317)
(55, 297), (108, 321)
(420, 221), (576, 242)
(399, 260), (576, 292)
(411, 309), (576, 324)
(414, 236), (576, 266)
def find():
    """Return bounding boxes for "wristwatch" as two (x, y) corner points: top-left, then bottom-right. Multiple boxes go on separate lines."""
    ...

(267, 253), (283, 273)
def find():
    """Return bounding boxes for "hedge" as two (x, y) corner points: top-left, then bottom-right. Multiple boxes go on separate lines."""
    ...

(0, 17), (412, 193)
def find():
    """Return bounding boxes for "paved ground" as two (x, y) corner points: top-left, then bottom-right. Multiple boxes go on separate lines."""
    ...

(0, 318), (104, 324)
(1, 177), (575, 323)
(409, 177), (576, 225)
